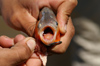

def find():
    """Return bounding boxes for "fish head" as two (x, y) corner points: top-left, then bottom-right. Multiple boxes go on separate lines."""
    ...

(34, 7), (60, 46)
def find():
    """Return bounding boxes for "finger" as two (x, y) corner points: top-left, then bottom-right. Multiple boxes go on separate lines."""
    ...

(0, 36), (14, 48)
(10, 8), (38, 36)
(0, 37), (36, 66)
(51, 17), (75, 53)
(26, 59), (42, 66)
(57, 0), (77, 34)
(18, 0), (39, 19)
(14, 34), (25, 44)
(26, 53), (42, 66)
(20, 10), (37, 36)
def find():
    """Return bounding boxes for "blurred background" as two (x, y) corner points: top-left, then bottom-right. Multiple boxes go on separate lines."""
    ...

(0, 0), (100, 66)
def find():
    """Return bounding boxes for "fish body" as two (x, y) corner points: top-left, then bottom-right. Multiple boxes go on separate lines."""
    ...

(34, 7), (61, 66)
(34, 7), (60, 46)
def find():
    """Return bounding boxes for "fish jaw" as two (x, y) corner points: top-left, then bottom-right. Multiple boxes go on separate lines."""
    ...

(38, 25), (59, 45)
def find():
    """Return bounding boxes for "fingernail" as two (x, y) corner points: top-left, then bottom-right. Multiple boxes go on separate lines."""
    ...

(27, 38), (36, 52)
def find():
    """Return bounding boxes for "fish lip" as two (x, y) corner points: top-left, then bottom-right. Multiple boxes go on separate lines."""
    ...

(39, 25), (57, 45)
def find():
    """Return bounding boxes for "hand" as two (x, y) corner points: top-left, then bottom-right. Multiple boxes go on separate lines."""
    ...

(0, 34), (42, 66)
(0, 0), (77, 53)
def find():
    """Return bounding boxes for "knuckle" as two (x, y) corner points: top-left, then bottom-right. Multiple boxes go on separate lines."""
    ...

(75, 0), (78, 6)
(26, 23), (36, 36)
(10, 13), (19, 23)
(68, 0), (78, 6)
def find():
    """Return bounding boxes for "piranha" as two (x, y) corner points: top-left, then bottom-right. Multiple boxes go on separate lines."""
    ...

(34, 7), (62, 46)
(34, 7), (62, 66)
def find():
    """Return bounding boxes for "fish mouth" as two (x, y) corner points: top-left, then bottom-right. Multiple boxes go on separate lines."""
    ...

(43, 27), (54, 40)
(40, 26), (57, 45)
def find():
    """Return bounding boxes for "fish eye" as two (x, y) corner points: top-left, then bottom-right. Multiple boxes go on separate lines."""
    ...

(56, 22), (58, 25)
(38, 23), (42, 28)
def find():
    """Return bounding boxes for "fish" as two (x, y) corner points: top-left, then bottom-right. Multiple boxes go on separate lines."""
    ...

(34, 7), (62, 66)
(34, 7), (61, 46)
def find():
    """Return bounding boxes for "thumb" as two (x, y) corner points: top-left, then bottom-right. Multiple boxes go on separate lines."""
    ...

(57, 0), (77, 34)
(0, 37), (36, 66)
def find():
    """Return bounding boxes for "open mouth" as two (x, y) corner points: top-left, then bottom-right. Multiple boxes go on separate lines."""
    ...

(43, 27), (54, 40)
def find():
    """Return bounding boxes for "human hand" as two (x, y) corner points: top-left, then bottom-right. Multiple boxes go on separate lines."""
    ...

(0, 0), (77, 53)
(0, 34), (42, 66)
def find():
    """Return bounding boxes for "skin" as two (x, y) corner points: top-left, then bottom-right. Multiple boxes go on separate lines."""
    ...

(0, 0), (77, 66)
(0, 34), (42, 66)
